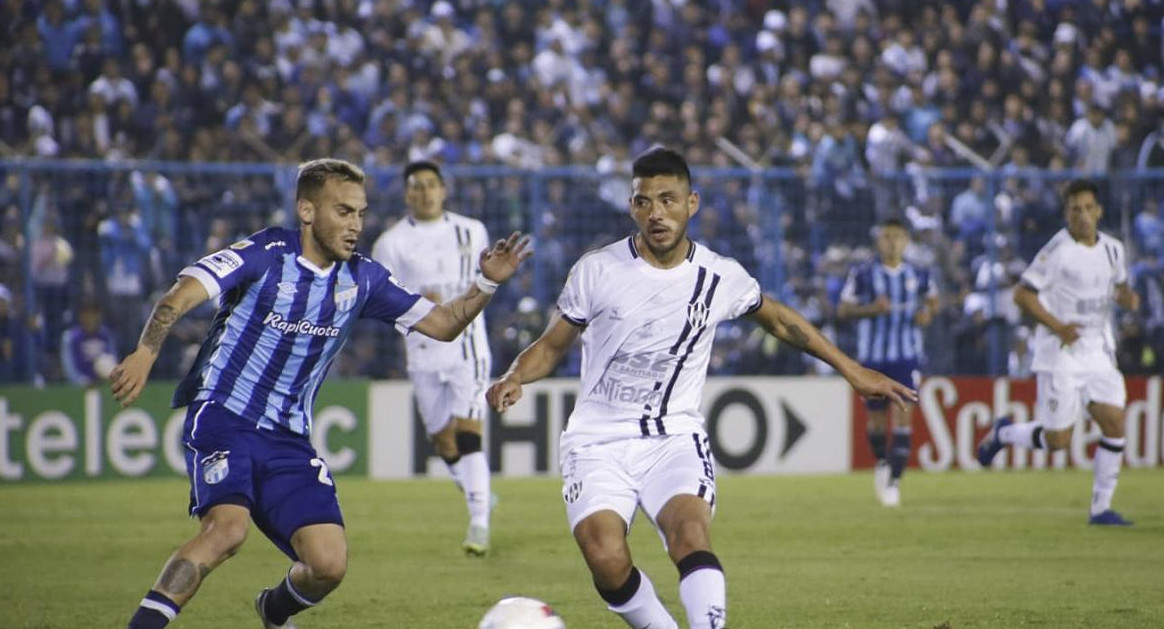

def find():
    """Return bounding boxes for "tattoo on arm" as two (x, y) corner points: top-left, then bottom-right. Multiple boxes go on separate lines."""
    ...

(157, 557), (211, 596)
(140, 304), (180, 353)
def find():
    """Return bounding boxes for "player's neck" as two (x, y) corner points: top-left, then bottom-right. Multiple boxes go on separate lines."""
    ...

(410, 210), (444, 223)
(635, 234), (691, 269)
(880, 257), (904, 269)
(1067, 227), (1098, 246)
(299, 230), (336, 271)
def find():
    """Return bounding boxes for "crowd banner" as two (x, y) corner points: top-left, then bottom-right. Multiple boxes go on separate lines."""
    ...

(850, 376), (1163, 471)
(5, 375), (1157, 482)
(0, 382), (369, 482)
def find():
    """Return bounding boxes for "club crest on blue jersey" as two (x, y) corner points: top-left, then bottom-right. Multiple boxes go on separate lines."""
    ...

(334, 284), (358, 312)
(201, 451), (230, 485)
(687, 301), (710, 329)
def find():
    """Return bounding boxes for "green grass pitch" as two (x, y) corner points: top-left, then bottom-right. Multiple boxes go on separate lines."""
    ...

(1, 469), (1160, 628)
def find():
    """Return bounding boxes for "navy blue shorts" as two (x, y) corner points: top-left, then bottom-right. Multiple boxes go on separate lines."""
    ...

(864, 361), (921, 411)
(183, 401), (344, 560)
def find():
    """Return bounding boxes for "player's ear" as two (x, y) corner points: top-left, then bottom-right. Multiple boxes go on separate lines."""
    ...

(297, 197), (315, 225)
(688, 190), (700, 219)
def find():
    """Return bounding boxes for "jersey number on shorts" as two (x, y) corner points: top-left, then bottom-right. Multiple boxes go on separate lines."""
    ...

(310, 457), (334, 486)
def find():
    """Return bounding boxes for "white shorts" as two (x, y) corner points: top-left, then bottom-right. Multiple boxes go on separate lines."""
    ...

(1035, 368), (1127, 432)
(560, 432), (717, 533)
(411, 366), (490, 435)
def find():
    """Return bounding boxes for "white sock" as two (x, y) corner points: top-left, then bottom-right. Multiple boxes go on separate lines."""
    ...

(679, 567), (727, 629)
(453, 452), (491, 527)
(443, 457), (464, 491)
(999, 421), (1045, 449)
(606, 568), (678, 629)
(1091, 438), (1125, 516)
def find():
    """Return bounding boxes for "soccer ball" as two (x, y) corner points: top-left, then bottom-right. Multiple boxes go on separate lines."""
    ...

(478, 596), (566, 629)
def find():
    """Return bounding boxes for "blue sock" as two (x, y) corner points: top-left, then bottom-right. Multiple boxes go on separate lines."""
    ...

(127, 591), (179, 628)
(263, 574), (317, 625)
(889, 428), (912, 481)
(867, 429), (887, 461)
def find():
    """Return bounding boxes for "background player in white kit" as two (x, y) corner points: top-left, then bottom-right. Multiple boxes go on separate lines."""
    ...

(487, 148), (916, 629)
(372, 161), (495, 554)
(978, 179), (1141, 526)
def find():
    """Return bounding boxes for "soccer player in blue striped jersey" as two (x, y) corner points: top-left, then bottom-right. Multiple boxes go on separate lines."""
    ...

(113, 159), (531, 629)
(839, 217), (938, 507)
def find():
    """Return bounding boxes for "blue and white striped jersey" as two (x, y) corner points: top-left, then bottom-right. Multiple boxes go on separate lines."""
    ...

(173, 227), (433, 435)
(840, 260), (936, 365)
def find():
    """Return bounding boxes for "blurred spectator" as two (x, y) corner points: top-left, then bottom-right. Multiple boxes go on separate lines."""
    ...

(0, 284), (15, 382)
(89, 57), (138, 108)
(60, 300), (117, 386)
(1133, 199), (1164, 258)
(131, 170), (179, 241)
(30, 215), (74, 354)
(1007, 325), (1034, 378)
(950, 176), (992, 256)
(1136, 119), (1164, 169)
(97, 208), (152, 358)
(1065, 103), (1117, 172)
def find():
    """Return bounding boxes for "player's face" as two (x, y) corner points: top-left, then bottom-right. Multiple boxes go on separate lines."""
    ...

(630, 174), (699, 258)
(1064, 190), (1102, 242)
(303, 178), (368, 262)
(876, 225), (909, 263)
(405, 169), (446, 221)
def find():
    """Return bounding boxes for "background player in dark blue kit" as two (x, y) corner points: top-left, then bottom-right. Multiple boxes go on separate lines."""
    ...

(112, 158), (531, 629)
(838, 218), (938, 507)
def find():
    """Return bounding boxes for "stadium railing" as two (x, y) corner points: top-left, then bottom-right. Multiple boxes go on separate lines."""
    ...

(2, 158), (1162, 384)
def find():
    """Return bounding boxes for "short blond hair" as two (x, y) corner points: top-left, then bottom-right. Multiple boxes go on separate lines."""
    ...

(296, 158), (366, 201)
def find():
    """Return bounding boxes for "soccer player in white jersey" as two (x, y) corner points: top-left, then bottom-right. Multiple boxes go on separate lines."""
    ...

(372, 161), (495, 554)
(486, 148), (916, 629)
(978, 179), (1141, 526)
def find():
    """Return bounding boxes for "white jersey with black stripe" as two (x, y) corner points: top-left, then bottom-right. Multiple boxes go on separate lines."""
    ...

(557, 236), (762, 453)
(1020, 228), (1128, 373)
(372, 212), (491, 374)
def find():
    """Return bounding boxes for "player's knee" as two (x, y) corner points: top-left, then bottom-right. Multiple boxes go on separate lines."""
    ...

(1044, 429), (1072, 450)
(304, 554), (347, 592)
(577, 535), (631, 579)
(433, 431), (458, 459)
(199, 512), (249, 557)
(665, 519), (711, 560)
(454, 430), (482, 454)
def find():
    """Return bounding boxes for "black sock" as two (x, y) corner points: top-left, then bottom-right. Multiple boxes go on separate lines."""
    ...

(127, 591), (179, 628)
(596, 566), (642, 606)
(867, 429), (887, 461)
(263, 575), (315, 625)
(889, 428), (912, 481)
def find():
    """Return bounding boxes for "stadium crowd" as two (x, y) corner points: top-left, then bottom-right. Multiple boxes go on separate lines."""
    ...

(1, 0), (1163, 384)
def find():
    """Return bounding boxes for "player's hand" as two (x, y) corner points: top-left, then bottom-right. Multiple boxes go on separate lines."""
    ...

(870, 296), (892, 316)
(848, 366), (917, 411)
(914, 306), (933, 327)
(479, 231), (532, 284)
(1115, 286), (1140, 312)
(109, 348), (157, 407)
(486, 376), (523, 413)
(1053, 322), (1082, 347)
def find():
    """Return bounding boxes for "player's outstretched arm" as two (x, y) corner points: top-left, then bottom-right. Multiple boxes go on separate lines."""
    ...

(749, 295), (917, 410)
(1013, 283), (1080, 346)
(110, 276), (210, 407)
(412, 231), (531, 342)
(487, 312), (582, 412)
